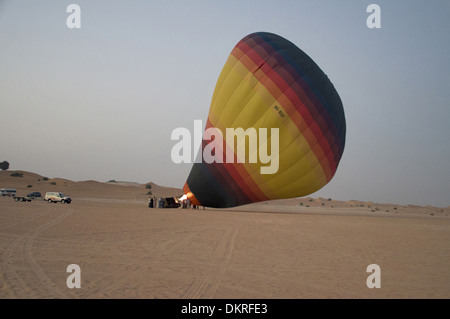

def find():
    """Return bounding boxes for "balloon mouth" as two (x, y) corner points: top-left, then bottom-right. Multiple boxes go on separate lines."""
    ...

(186, 192), (201, 206)
(182, 184), (201, 206)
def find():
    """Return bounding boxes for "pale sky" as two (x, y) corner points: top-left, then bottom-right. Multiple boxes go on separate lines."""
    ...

(1, 1), (449, 207)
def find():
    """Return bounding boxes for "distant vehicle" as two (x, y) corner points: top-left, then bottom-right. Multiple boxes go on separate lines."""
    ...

(164, 197), (181, 208)
(0, 188), (16, 197)
(13, 195), (31, 202)
(27, 192), (42, 199)
(45, 192), (72, 204)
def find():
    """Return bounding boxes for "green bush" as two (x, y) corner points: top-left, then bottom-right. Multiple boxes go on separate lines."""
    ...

(10, 172), (23, 177)
(0, 161), (9, 171)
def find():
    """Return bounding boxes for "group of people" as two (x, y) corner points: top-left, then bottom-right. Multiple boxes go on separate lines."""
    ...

(148, 197), (165, 209)
(180, 198), (200, 210)
(148, 196), (203, 210)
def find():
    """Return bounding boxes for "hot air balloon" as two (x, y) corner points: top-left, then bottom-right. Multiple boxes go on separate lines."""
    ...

(183, 32), (346, 208)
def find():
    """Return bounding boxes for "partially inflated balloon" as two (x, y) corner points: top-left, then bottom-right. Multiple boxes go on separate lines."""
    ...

(184, 32), (346, 208)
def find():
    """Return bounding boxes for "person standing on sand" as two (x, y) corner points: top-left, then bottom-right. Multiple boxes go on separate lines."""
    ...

(148, 197), (153, 208)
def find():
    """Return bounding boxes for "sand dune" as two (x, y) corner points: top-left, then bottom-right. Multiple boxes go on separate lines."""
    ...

(0, 170), (449, 298)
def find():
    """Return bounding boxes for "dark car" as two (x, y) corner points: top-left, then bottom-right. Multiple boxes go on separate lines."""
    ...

(27, 192), (42, 199)
(165, 197), (181, 208)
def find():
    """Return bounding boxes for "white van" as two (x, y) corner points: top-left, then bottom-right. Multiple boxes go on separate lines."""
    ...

(45, 192), (72, 204)
(0, 188), (16, 197)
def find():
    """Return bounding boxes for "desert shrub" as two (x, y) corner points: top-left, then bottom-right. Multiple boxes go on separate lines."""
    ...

(43, 177), (49, 181)
(145, 184), (152, 189)
(0, 161), (10, 170)
(50, 182), (56, 185)
(108, 179), (117, 183)
(10, 172), (23, 177)
(27, 185), (32, 188)
(146, 191), (152, 195)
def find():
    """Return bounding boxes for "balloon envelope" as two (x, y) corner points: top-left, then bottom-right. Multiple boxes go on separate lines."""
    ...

(184, 32), (346, 208)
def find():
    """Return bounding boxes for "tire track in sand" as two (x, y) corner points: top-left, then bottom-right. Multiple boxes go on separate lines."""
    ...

(182, 227), (238, 299)
(0, 209), (73, 298)
(92, 230), (199, 297)
(0, 210), (50, 231)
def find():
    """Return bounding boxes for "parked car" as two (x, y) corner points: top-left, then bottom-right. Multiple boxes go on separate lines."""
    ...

(13, 195), (31, 202)
(0, 188), (16, 197)
(45, 192), (72, 204)
(164, 197), (181, 208)
(27, 192), (42, 199)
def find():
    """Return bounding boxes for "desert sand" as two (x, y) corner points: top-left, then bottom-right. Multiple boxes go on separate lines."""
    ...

(0, 170), (449, 299)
